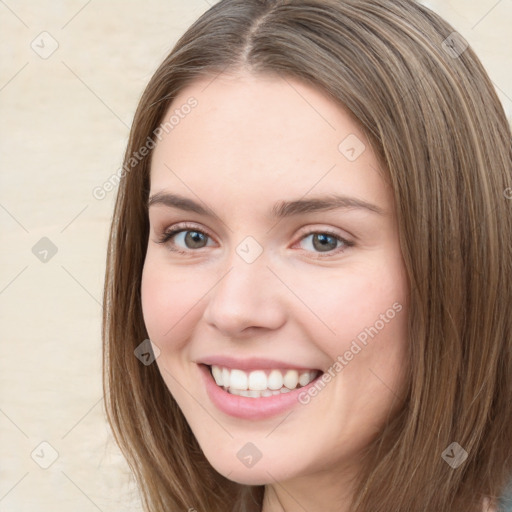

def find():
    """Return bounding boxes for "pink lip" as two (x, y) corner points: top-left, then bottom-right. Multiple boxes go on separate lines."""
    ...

(198, 355), (319, 372)
(198, 363), (323, 420)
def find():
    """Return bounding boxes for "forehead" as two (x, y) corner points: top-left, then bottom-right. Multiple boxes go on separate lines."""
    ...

(149, 71), (391, 212)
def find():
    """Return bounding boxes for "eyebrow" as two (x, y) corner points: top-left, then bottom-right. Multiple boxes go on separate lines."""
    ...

(147, 192), (385, 217)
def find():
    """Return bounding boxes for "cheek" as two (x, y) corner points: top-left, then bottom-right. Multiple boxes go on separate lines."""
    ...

(328, 261), (409, 408)
(291, 258), (408, 355)
(140, 257), (205, 351)
(296, 256), (410, 411)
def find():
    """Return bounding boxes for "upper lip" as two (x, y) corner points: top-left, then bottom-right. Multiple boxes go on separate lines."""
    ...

(198, 355), (321, 372)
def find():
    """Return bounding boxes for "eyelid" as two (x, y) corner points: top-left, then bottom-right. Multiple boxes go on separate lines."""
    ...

(294, 223), (352, 241)
(157, 221), (217, 246)
(291, 225), (355, 257)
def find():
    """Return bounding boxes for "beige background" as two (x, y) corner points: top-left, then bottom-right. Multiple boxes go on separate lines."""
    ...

(0, 1), (510, 510)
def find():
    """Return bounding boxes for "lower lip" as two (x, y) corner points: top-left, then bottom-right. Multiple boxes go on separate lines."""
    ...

(199, 364), (322, 420)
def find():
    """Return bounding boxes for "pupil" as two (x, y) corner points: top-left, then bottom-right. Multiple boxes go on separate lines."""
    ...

(313, 234), (337, 252)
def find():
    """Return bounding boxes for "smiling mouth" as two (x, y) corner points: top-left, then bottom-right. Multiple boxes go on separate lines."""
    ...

(207, 364), (321, 398)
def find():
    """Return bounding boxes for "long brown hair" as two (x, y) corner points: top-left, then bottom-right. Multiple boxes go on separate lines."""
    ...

(102, 1), (512, 510)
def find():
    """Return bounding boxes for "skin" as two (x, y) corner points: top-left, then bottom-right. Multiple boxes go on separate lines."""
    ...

(141, 71), (410, 512)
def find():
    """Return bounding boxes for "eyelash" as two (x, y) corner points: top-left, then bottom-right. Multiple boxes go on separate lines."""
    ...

(155, 222), (355, 258)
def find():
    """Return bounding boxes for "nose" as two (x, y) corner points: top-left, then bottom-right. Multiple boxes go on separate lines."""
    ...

(202, 257), (287, 338)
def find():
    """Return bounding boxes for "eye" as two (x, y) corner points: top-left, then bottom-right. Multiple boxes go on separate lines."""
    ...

(155, 224), (354, 257)
(296, 230), (354, 256)
(173, 230), (210, 249)
(156, 223), (215, 253)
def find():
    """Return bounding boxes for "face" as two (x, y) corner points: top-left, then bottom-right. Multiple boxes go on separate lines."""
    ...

(141, 71), (409, 493)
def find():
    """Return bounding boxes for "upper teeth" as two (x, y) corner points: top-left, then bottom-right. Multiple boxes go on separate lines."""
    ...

(210, 365), (318, 392)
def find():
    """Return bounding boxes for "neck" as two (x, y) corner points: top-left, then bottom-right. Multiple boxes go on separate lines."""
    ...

(260, 468), (357, 512)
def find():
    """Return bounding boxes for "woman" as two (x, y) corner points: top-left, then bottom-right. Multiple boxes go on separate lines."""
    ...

(102, 0), (512, 510)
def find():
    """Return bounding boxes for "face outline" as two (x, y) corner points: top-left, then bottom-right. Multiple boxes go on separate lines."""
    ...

(141, 71), (410, 507)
